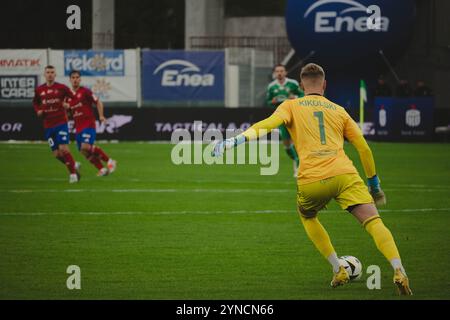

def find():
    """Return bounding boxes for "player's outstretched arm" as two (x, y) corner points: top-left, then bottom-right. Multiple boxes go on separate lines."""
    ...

(345, 119), (386, 206)
(212, 113), (284, 157)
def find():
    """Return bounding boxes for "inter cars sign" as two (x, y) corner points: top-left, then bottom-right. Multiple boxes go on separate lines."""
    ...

(0, 50), (47, 98)
(0, 76), (37, 99)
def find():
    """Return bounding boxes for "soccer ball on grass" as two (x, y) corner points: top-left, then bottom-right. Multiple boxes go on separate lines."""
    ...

(339, 255), (363, 281)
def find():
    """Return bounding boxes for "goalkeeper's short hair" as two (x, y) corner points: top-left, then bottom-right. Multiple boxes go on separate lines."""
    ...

(300, 63), (325, 81)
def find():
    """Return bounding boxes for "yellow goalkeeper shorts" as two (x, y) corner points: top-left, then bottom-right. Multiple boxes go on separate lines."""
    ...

(296, 173), (373, 217)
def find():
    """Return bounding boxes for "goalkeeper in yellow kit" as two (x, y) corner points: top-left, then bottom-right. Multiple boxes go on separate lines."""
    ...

(212, 63), (412, 295)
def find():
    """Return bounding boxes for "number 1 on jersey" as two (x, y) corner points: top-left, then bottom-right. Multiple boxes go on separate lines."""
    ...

(313, 111), (327, 145)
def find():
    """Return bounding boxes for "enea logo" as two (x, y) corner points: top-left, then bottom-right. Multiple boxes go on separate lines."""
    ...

(286, 0), (415, 72)
(64, 51), (125, 76)
(304, 0), (389, 33)
(153, 60), (215, 87)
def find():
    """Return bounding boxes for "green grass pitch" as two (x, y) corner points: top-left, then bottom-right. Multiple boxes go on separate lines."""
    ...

(0, 141), (449, 300)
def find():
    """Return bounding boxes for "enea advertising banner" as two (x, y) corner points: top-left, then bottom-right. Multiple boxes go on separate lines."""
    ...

(285, 0), (416, 72)
(142, 50), (225, 103)
(284, 0), (416, 116)
(50, 50), (137, 102)
(0, 50), (47, 99)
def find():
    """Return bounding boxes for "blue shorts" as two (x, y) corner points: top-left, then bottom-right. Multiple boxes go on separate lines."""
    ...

(44, 123), (69, 151)
(76, 128), (96, 150)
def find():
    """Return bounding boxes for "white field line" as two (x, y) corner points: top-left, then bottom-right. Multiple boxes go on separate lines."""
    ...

(1, 187), (449, 194)
(0, 140), (157, 145)
(0, 176), (449, 189)
(2, 188), (287, 193)
(0, 208), (448, 217)
(0, 140), (279, 145)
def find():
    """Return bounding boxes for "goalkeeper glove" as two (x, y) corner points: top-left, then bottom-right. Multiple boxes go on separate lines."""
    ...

(368, 175), (386, 206)
(212, 134), (246, 157)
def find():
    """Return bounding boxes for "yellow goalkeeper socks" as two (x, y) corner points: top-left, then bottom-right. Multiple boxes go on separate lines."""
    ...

(364, 216), (403, 268)
(300, 216), (339, 271)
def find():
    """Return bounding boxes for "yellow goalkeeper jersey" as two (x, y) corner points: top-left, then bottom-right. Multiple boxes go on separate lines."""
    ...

(274, 94), (362, 185)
